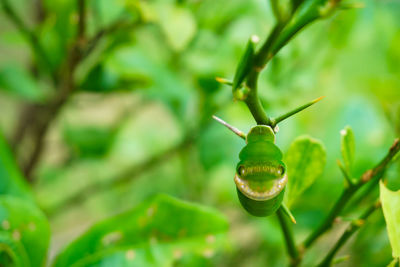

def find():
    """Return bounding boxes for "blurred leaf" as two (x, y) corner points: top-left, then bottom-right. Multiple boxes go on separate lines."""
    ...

(285, 135), (326, 207)
(63, 125), (118, 158)
(0, 65), (44, 102)
(91, 0), (127, 27)
(79, 64), (149, 93)
(340, 126), (355, 172)
(79, 64), (119, 93)
(192, 0), (252, 31)
(38, 16), (67, 70)
(0, 231), (30, 267)
(107, 46), (191, 119)
(0, 196), (51, 267)
(157, 4), (197, 51)
(380, 180), (400, 258)
(0, 132), (33, 200)
(42, 0), (75, 65)
(53, 194), (228, 267)
(388, 258), (399, 267)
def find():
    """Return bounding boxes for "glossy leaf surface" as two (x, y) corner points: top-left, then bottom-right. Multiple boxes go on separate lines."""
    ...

(0, 196), (50, 267)
(53, 194), (228, 267)
(285, 135), (326, 207)
(0, 132), (32, 200)
(380, 180), (400, 258)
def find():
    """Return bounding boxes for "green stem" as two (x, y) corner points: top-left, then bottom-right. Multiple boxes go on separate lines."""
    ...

(317, 201), (380, 267)
(277, 208), (300, 266)
(303, 187), (356, 248)
(244, 82), (271, 125)
(303, 139), (400, 249)
(243, 22), (287, 126)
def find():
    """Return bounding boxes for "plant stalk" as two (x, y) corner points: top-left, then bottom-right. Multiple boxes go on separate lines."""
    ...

(277, 208), (301, 266)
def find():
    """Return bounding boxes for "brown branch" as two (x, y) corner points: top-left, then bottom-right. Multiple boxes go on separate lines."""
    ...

(23, 0), (88, 181)
(82, 19), (138, 60)
(14, 1), (141, 181)
(33, 0), (46, 24)
(77, 0), (86, 41)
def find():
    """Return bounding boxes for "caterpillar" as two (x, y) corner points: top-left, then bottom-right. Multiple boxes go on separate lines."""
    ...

(234, 125), (287, 217)
(212, 115), (288, 217)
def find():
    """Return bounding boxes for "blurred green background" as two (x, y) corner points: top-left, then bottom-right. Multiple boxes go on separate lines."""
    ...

(1, 0), (400, 266)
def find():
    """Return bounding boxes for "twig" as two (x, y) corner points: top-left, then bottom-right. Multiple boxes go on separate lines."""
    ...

(303, 139), (400, 249)
(77, 0), (86, 41)
(23, 0), (88, 180)
(276, 208), (301, 266)
(33, 0), (46, 23)
(316, 201), (380, 267)
(82, 19), (138, 60)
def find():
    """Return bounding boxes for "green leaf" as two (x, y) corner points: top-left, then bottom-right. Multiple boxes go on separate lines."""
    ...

(53, 194), (228, 267)
(91, 0), (127, 27)
(270, 0), (341, 55)
(0, 232), (30, 267)
(0, 196), (51, 267)
(157, 4), (197, 51)
(285, 135), (326, 207)
(380, 180), (400, 258)
(340, 126), (355, 172)
(79, 64), (119, 93)
(63, 125), (118, 158)
(0, 65), (44, 102)
(0, 131), (33, 200)
(387, 258), (399, 267)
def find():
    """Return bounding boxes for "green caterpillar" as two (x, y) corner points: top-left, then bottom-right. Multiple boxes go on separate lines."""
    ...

(235, 125), (286, 217)
(212, 115), (290, 217)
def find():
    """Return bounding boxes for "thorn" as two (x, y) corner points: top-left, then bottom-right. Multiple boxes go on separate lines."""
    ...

(272, 96), (325, 126)
(281, 203), (297, 224)
(339, 2), (365, 10)
(312, 96), (326, 104)
(215, 77), (233, 86)
(212, 115), (246, 140)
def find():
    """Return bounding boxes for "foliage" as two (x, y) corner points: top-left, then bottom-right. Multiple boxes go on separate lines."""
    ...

(380, 180), (400, 259)
(0, 0), (400, 266)
(54, 194), (228, 267)
(285, 135), (326, 207)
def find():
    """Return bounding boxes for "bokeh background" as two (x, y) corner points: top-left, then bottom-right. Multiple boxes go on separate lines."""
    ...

(1, 0), (400, 266)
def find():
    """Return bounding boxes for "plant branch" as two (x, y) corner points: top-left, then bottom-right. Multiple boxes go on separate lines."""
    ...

(276, 208), (301, 266)
(77, 0), (86, 41)
(33, 0), (46, 23)
(303, 138), (400, 249)
(23, 0), (88, 181)
(317, 201), (380, 267)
